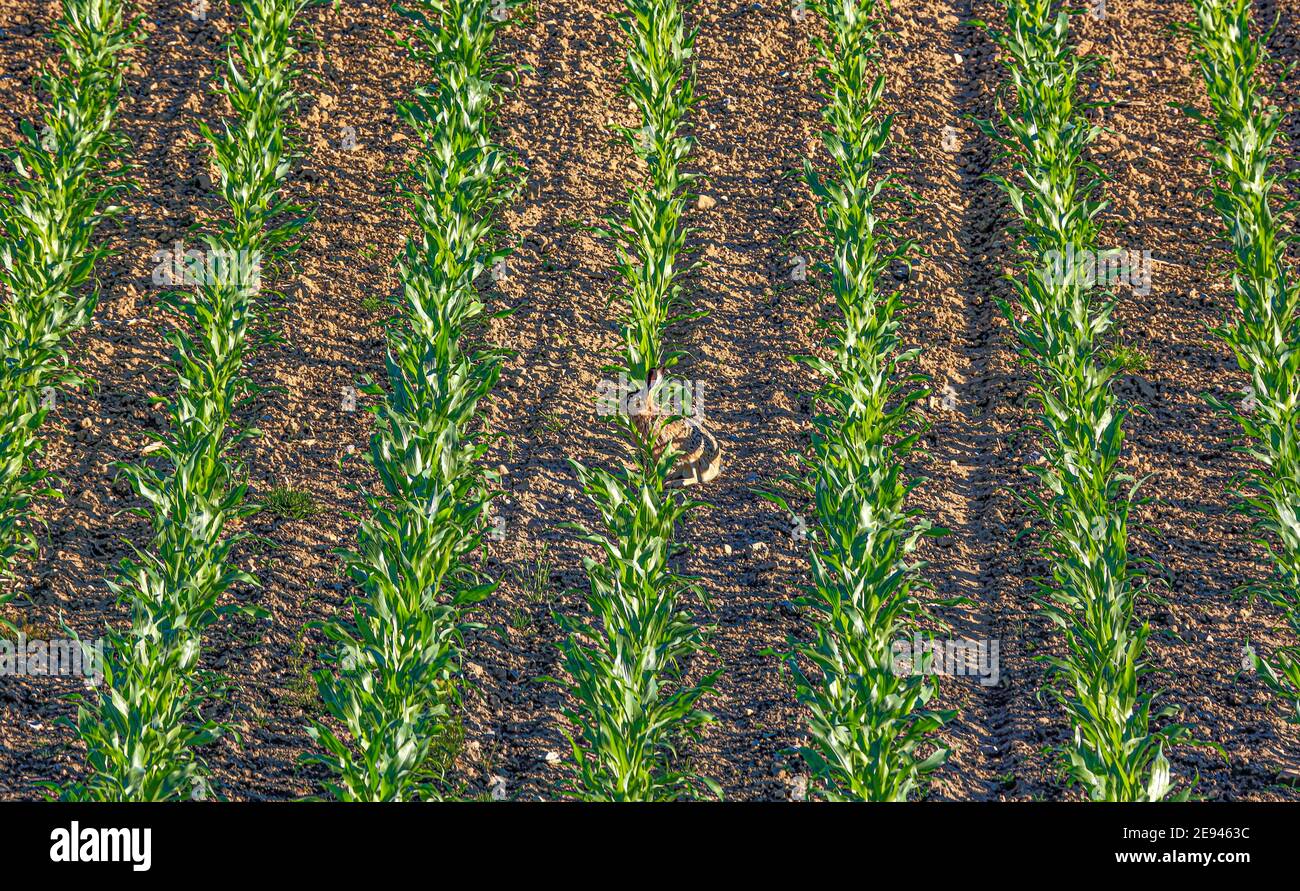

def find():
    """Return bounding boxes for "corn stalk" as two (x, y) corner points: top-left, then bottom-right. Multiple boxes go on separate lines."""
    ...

(63, 0), (311, 801)
(1185, 0), (1300, 722)
(551, 0), (718, 801)
(755, 0), (952, 802)
(0, 0), (138, 593)
(304, 0), (521, 801)
(977, 0), (1188, 801)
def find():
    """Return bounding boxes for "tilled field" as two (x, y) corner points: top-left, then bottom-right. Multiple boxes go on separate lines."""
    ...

(2, 0), (1299, 801)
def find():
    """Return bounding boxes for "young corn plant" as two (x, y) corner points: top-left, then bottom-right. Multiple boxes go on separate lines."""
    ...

(553, 0), (718, 800)
(305, 0), (521, 801)
(762, 0), (951, 802)
(1185, 0), (1300, 721)
(63, 0), (311, 801)
(608, 0), (699, 392)
(978, 0), (1188, 801)
(0, 0), (138, 592)
(558, 431), (717, 800)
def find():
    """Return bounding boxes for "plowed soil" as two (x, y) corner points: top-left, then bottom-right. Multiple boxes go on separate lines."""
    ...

(2, 0), (1298, 800)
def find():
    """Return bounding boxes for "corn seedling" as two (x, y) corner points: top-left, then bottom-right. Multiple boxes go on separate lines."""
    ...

(977, 0), (1188, 801)
(558, 438), (717, 800)
(760, 0), (951, 802)
(0, 0), (138, 592)
(1185, 0), (1300, 722)
(551, 0), (718, 801)
(63, 0), (311, 801)
(305, 0), (521, 801)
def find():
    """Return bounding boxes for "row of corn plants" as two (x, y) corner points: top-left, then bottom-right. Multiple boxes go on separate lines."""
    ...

(978, 0), (1188, 800)
(764, 0), (952, 802)
(551, 0), (718, 800)
(305, 0), (521, 801)
(1185, 0), (1300, 722)
(0, 0), (137, 594)
(63, 0), (311, 801)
